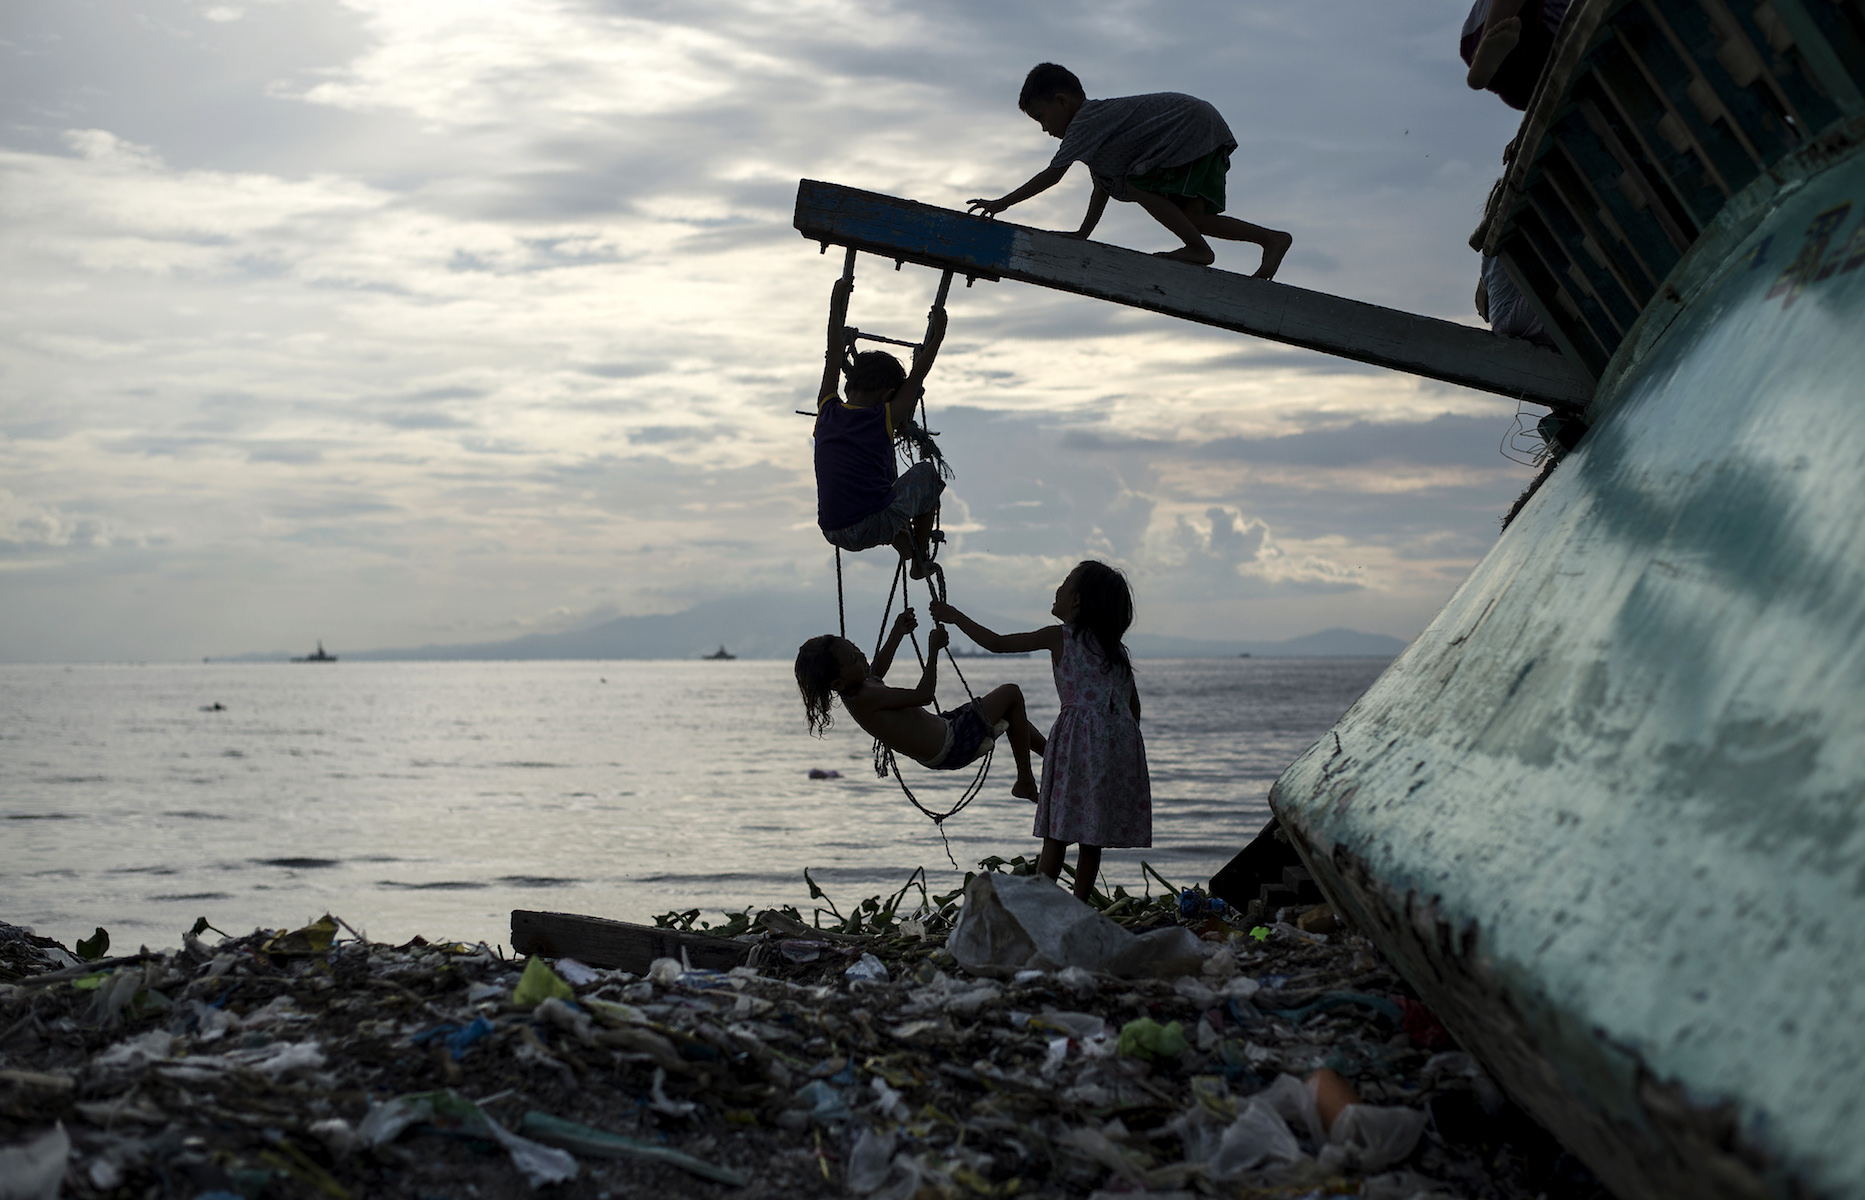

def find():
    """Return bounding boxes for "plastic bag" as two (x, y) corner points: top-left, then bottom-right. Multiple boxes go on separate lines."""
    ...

(357, 1090), (576, 1186)
(845, 953), (889, 982)
(847, 1126), (897, 1194)
(1117, 1017), (1188, 1063)
(1206, 1099), (1302, 1179)
(0, 1124), (69, 1200)
(512, 957), (575, 1008)
(1326, 1104), (1428, 1173)
(948, 873), (1204, 978)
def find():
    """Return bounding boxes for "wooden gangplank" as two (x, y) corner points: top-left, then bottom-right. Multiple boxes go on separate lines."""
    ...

(795, 180), (1592, 412)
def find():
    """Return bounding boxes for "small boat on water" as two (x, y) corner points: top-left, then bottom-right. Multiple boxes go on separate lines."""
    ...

(702, 645), (736, 660)
(291, 640), (337, 663)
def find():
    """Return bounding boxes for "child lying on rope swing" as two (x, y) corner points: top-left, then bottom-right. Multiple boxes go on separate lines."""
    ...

(813, 277), (949, 579)
(796, 609), (1044, 799)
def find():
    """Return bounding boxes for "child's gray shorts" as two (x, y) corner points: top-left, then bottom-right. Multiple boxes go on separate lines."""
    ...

(822, 460), (944, 552)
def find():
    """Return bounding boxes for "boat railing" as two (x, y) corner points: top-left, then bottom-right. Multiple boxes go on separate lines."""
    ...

(1479, 0), (1865, 388)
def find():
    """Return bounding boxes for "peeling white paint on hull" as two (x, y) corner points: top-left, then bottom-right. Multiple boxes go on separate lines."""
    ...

(1273, 139), (1865, 1200)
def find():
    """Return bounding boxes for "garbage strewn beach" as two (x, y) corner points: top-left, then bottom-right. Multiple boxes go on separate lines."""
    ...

(0, 863), (1607, 1198)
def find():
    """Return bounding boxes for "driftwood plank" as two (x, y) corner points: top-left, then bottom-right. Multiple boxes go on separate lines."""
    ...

(510, 910), (750, 973)
(794, 179), (1593, 411)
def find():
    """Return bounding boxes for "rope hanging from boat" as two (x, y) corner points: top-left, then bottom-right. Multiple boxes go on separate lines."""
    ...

(818, 250), (993, 861)
(866, 554), (998, 869)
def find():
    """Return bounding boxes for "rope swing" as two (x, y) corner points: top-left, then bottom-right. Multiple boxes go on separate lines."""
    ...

(817, 251), (1003, 865)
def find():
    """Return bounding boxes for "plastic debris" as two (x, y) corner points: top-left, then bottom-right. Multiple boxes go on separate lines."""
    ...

(520, 1110), (748, 1185)
(0, 876), (1602, 1200)
(0, 1123), (69, 1200)
(261, 914), (338, 957)
(553, 957), (602, 986)
(361, 1089), (577, 1186)
(411, 1014), (496, 1060)
(511, 955), (576, 1008)
(949, 872), (1204, 977)
(1117, 1016), (1189, 1062)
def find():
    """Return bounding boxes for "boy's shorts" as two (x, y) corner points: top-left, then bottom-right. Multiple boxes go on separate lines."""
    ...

(1128, 145), (1231, 214)
(917, 700), (994, 771)
(822, 460), (944, 552)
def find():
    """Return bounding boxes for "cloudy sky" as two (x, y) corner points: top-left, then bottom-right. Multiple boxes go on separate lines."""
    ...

(0, 0), (1536, 662)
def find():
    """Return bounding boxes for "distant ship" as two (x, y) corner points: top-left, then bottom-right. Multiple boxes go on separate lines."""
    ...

(702, 645), (736, 660)
(291, 640), (337, 663)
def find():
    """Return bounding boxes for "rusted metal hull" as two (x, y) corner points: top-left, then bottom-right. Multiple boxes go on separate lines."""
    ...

(1272, 134), (1865, 1200)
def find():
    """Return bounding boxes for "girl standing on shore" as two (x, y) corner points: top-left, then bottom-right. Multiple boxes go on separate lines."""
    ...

(930, 561), (1151, 901)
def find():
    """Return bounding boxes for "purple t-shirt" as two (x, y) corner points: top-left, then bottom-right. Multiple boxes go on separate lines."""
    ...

(814, 396), (896, 532)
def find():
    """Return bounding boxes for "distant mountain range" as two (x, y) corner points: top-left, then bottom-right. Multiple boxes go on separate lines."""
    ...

(219, 593), (1408, 662)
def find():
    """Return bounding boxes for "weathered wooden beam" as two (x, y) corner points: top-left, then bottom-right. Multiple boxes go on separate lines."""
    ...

(510, 910), (750, 973)
(795, 179), (1593, 411)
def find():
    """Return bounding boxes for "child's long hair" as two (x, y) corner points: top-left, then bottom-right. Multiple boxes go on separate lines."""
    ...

(795, 635), (842, 735)
(1070, 560), (1135, 678)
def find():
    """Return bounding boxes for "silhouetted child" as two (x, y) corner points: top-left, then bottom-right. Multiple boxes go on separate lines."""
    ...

(796, 610), (1044, 799)
(968, 63), (1292, 277)
(814, 283), (946, 578)
(931, 561), (1151, 903)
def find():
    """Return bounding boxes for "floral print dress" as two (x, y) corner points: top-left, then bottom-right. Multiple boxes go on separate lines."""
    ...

(1033, 626), (1152, 847)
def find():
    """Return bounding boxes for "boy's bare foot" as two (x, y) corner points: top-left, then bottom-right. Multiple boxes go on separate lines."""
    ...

(909, 555), (931, 580)
(1156, 244), (1216, 266)
(1467, 16), (1523, 89)
(1255, 231), (1293, 280)
(1012, 775), (1039, 801)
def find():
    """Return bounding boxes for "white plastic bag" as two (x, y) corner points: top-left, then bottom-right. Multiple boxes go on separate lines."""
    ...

(949, 873), (1204, 978)
(1206, 1100), (1302, 1179)
(847, 1126), (897, 1194)
(1326, 1103), (1428, 1173)
(0, 1124), (69, 1200)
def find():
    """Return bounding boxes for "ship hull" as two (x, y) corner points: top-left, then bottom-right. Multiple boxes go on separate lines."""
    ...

(1271, 134), (1865, 1198)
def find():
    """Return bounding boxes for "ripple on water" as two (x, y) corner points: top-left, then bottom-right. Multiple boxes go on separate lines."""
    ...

(150, 892), (229, 902)
(496, 876), (578, 888)
(255, 857), (342, 869)
(379, 880), (489, 891)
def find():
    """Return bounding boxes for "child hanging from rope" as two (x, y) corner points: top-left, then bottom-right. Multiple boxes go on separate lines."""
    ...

(796, 609), (1044, 799)
(967, 63), (1292, 276)
(930, 561), (1151, 903)
(814, 278), (948, 579)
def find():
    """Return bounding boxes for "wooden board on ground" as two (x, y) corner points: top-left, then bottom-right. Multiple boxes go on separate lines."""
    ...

(510, 910), (751, 973)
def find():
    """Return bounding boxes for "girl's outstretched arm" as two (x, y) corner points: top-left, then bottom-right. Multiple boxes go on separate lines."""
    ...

(929, 601), (1064, 654)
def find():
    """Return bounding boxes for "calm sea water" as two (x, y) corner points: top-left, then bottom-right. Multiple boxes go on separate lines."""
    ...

(0, 658), (1388, 951)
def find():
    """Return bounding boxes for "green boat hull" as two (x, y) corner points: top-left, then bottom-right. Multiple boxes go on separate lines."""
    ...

(1271, 131), (1865, 1198)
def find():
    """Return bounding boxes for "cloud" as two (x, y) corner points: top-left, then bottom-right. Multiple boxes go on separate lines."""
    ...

(0, 0), (1538, 659)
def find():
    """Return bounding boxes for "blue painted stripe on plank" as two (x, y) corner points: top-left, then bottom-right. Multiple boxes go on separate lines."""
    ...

(818, 190), (1017, 271)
